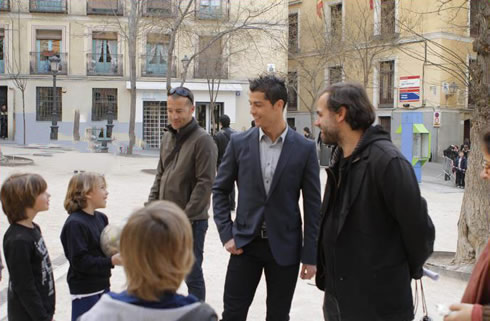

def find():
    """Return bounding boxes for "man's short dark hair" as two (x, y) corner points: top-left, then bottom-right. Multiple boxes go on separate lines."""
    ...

(219, 115), (230, 128)
(320, 82), (375, 130)
(249, 75), (288, 109)
(484, 130), (490, 154)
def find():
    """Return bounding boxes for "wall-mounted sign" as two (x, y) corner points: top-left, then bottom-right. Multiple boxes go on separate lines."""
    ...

(400, 76), (420, 102)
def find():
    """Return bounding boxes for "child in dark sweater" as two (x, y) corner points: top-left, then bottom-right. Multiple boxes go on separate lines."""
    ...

(60, 172), (122, 321)
(1, 173), (55, 321)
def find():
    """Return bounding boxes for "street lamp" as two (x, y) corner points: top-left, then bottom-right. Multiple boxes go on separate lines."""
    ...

(181, 55), (190, 80)
(49, 55), (61, 140)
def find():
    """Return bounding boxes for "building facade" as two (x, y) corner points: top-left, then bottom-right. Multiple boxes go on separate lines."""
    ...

(0, 0), (287, 150)
(288, 0), (476, 160)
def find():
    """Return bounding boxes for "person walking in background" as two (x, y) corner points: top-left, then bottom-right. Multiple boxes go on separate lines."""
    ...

(314, 82), (435, 321)
(79, 201), (218, 321)
(444, 129), (490, 321)
(61, 172), (122, 321)
(148, 87), (217, 301)
(303, 127), (313, 139)
(0, 105), (8, 139)
(214, 114), (236, 211)
(454, 150), (468, 188)
(213, 75), (321, 321)
(1, 173), (55, 321)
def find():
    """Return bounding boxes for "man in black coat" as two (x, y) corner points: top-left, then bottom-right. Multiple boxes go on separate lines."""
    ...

(214, 114), (236, 210)
(314, 82), (435, 321)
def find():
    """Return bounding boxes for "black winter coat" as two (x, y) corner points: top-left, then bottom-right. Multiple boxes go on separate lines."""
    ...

(316, 125), (435, 321)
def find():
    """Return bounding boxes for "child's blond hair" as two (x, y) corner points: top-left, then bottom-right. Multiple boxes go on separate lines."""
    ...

(1, 173), (47, 224)
(64, 172), (106, 214)
(120, 201), (194, 301)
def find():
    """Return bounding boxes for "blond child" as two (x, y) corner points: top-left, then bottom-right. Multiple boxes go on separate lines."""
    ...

(79, 201), (217, 321)
(60, 172), (122, 321)
(1, 173), (55, 321)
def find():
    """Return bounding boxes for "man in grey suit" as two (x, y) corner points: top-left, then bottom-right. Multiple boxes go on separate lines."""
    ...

(213, 75), (321, 321)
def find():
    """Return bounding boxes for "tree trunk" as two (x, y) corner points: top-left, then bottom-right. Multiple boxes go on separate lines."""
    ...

(127, 1), (137, 155)
(454, 0), (490, 264)
(73, 109), (80, 141)
(22, 89), (26, 145)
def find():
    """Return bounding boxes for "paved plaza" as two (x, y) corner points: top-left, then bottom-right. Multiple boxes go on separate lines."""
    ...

(0, 144), (468, 321)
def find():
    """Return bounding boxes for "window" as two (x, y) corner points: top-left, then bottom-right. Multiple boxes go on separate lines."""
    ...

(378, 116), (391, 134)
(330, 4), (342, 41)
(379, 61), (394, 107)
(468, 58), (477, 108)
(143, 34), (169, 76)
(88, 31), (121, 75)
(87, 0), (123, 15)
(470, 0), (479, 37)
(30, 0), (66, 13)
(36, 87), (62, 121)
(287, 72), (298, 111)
(328, 66), (342, 85)
(381, 0), (395, 36)
(92, 88), (117, 121)
(145, 0), (173, 16)
(198, 0), (225, 19)
(0, 0), (10, 11)
(195, 36), (226, 79)
(289, 13), (298, 53)
(32, 29), (65, 74)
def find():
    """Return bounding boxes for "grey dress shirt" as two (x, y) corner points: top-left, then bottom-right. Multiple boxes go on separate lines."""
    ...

(259, 126), (288, 195)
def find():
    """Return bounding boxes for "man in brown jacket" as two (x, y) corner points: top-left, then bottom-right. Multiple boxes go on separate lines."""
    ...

(148, 87), (217, 301)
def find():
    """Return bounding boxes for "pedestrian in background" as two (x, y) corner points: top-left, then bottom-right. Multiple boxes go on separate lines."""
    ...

(214, 114), (236, 211)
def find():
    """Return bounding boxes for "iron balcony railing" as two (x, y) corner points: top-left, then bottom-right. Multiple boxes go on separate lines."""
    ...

(30, 0), (67, 13)
(29, 52), (68, 75)
(87, 0), (123, 16)
(0, 0), (10, 11)
(87, 53), (123, 76)
(140, 54), (177, 77)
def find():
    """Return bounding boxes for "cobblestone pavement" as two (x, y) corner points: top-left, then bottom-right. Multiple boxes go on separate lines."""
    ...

(0, 145), (467, 320)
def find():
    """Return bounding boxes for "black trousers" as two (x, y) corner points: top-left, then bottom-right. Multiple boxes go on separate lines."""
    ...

(456, 170), (466, 187)
(221, 238), (300, 321)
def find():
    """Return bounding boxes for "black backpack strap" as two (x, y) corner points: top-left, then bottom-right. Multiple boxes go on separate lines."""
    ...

(176, 302), (218, 321)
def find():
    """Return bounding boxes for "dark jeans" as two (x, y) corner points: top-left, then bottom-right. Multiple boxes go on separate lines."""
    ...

(186, 219), (208, 301)
(72, 289), (108, 321)
(221, 238), (300, 321)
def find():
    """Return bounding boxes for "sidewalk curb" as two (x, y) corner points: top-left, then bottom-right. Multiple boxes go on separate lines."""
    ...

(425, 251), (472, 282)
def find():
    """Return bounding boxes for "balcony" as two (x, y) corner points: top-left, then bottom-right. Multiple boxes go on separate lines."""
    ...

(143, 0), (174, 17)
(140, 54), (176, 77)
(87, 53), (123, 76)
(30, 52), (68, 75)
(194, 57), (228, 79)
(30, 0), (67, 13)
(0, 0), (10, 11)
(87, 0), (123, 16)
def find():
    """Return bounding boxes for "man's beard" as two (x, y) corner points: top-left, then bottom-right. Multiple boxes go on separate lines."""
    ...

(321, 128), (339, 145)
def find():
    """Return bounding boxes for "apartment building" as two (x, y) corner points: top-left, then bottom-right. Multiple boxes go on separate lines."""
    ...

(0, 0), (287, 149)
(288, 0), (476, 159)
